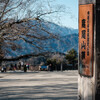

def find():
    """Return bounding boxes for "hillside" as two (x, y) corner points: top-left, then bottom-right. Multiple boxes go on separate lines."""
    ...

(5, 21), (78, 58)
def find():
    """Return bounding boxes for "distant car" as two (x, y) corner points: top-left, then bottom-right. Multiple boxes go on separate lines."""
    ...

(39, 66), (48, 71)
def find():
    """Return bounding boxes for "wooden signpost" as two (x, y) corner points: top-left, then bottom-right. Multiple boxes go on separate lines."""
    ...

(78, 0), (100, 100)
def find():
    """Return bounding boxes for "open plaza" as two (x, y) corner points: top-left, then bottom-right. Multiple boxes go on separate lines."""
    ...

(0, 71), (78, 100)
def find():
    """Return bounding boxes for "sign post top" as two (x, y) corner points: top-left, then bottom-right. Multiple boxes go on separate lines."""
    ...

(79, 0), (100, 5)
(79, 0), (95, 5)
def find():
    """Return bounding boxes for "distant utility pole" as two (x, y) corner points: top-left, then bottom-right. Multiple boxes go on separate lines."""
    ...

(61, 62), (63, 71)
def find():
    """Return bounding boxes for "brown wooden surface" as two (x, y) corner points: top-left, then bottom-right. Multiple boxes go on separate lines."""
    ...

(79, 4), (93, 76)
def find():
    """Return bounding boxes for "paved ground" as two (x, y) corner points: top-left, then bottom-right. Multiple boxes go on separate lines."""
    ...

(0, 70), (78, 100)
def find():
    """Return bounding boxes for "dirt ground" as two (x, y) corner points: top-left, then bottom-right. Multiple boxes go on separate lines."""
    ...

(0, 70), (78, 100)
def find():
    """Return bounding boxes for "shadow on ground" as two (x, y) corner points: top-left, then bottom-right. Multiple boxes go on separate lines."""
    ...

(0, 83), (77, 100)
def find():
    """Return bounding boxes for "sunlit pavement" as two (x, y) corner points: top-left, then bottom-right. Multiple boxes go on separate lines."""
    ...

(0, 70), (78, 100)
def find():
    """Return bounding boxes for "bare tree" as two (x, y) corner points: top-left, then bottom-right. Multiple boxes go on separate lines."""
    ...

(0, 0), (65, 60)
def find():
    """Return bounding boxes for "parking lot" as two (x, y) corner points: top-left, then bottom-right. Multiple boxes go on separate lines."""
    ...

(0, 71), (78, 100)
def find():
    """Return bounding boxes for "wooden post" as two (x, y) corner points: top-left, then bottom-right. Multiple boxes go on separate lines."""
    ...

(78, 0), (100, 100)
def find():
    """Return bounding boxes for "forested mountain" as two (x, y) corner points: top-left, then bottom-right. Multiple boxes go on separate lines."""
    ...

(5, 21), (78, 58)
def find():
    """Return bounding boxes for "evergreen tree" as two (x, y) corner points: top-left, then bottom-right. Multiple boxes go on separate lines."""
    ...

(65, 49), (78, 69)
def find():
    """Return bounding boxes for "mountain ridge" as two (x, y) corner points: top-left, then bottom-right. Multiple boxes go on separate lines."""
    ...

(5, 21), (78, 58)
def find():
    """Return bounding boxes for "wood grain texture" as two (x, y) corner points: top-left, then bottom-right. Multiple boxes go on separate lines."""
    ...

(79, 4), (94, 76)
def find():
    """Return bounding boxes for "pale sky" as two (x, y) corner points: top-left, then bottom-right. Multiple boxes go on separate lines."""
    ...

(53, 0), (78, 29)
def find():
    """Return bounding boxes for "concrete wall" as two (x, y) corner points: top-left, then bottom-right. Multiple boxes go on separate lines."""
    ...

(78, 75), (94, 100)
